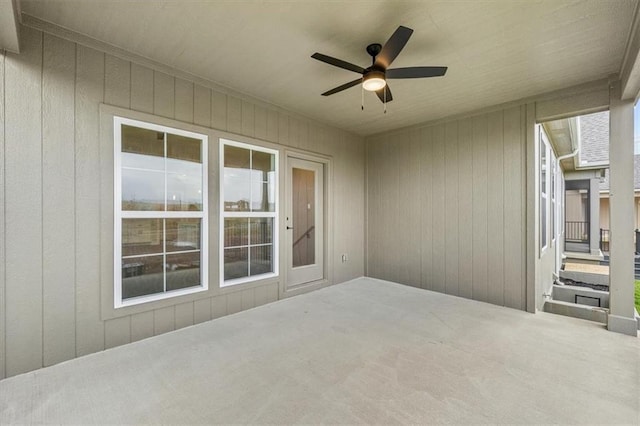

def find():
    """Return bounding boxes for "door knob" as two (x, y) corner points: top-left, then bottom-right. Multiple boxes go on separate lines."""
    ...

(286, 226), (294, 230)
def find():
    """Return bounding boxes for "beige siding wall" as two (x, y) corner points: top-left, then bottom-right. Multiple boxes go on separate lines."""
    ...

(366, 106), (527, 310)
(0, 27), (365, 378)
(600, 196), (640, 230)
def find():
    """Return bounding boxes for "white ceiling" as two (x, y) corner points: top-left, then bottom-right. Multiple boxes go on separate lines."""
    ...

(21, 0), (638, 136)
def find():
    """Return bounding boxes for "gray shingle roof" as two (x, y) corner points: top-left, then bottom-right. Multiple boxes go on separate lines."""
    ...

(579, 111), (609, 166)
(599, 155), (640, 191)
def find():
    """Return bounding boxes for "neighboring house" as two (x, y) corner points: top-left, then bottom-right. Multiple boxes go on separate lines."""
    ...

(543, 110), (610, 258)
(599, 156), (640, 234)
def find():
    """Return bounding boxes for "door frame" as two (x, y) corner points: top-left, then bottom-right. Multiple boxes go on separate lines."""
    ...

(280, 149), (332, 299)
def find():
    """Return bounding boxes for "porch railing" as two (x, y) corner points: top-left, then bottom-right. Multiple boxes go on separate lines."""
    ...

(599, 229), (640, 253)
(599, 228), (610, 252)
(566, 221), (589, 242)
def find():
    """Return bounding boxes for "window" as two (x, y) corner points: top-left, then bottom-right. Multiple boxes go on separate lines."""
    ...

(220, 140), (278, 286)
(114, 117), (208, 308)
(551, 150), (556, 243)
(540, 126), (549, 252)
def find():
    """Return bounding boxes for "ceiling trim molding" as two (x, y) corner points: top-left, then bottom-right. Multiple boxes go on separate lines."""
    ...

(19, 13), (360, 139)
(0, 0), (22, 53)
(620, 0), (640, 100)
(366, 78), (611, 141)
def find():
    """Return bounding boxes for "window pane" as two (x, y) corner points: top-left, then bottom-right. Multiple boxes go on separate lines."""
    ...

(251, 179), (268, 211)
(292, 167), (315, 267)
(250, 218), (272, 245)
(122, 168), (165, 211)
(122, 255), (164, 300)
(167, 134), (201, 163)
(167, 135), (203, 211)
(121, 152), (164, 171)
(224, 145), (250, 169)
(167, 171), (203, 211)
(166, 218), (201, 252)
(122, 218), (163, 257)
(250, 245), (273, 276)
(224, 174), (251, 211)
(166, 252), (201, 291)
(252, 150), (275, 178)
(224, 247), (248, 280)
(122, 125), (164, 159)
(224, 218), (248, 247)
(541, 196), (547, 248)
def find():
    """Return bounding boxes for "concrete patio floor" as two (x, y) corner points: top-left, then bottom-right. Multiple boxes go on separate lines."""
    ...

(1, 277), (638, 424)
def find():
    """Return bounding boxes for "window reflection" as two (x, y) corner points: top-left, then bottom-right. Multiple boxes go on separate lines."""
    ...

(118, 120), (206, 304)
(223, 146), (275, 212)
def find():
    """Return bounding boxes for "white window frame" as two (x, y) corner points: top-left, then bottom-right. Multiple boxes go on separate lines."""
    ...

(540, 126), (549, 254)
(114, 116), (209, 308)
(551, 150), (557, 244)
(220, 139), (279, 287)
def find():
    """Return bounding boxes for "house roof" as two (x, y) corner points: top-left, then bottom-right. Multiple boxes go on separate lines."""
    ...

(599, 155), (640, 191)
(19, 0), (638, 136)
(578, 111), (609, 166)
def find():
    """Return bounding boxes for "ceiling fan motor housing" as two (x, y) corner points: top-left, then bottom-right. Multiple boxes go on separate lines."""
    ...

(366, 43), (383, 59)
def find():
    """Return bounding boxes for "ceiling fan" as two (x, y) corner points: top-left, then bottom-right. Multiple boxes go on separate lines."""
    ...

(311, 26), (447, 106)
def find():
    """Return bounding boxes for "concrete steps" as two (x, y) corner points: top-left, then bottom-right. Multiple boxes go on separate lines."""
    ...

(543, 299), (609, 324)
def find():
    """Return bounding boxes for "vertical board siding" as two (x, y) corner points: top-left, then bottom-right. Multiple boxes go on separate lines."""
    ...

(104, 55), (130, 108)
(175, 78), (194, 123)
(175, 302), (195, 329)
(367, 107), (526, 311)
(211, 90), (227, 131)
(104, 317), (131, 349)
(4, 27), (44, 376)
(130, 64), (154, 113)
(241, 100), (254, 137)
(130, 311), (154, 342)
(227, 291), (242, 315)
(153, 71), (174, 118)
(211, 295), (227, 319)
(193, 298), (212, 324)
(42, 34), (76, 366)
(504, 106), (525, 309)
(103, 52), (132, 348)
(153, 307), (175, 335)
(0, 51), (6, 379)
(487, 111), (505, 306)
(472, 115), (489, 303)
(457, 118), (474, 300)
(75, 45), (105, 357)
(0, 29), (365, 379)
(399, 130), (421, 287)
(431, 125), (446, 294)
(266, 109), (279, 142)
(444, 121), (459, 296)
(226, 95), (242, 135)
(193, 85), (211, 127)
(419, 126), (433, 290)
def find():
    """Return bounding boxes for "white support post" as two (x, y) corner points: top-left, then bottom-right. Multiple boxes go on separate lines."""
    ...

(608, 80), (638, 336)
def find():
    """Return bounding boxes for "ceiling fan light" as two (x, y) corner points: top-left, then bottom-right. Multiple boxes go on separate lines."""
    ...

(362, 71), (386, 91)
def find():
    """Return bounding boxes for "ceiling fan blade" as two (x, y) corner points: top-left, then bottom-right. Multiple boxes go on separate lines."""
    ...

(311, 53), (365, 74)
(386, 66), (448, 79)
(321, 78), (362, 96)
(375, 85), (393, 103)
(375, 26), (413, 69)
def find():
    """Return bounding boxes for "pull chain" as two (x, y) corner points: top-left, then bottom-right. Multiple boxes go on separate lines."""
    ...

(361, 83), (364, 111)
(384, 87), (387, 114)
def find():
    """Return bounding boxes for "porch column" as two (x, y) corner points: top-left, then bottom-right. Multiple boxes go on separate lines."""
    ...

(589, 177), (600, 256)
(608, 80), (638, 336)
